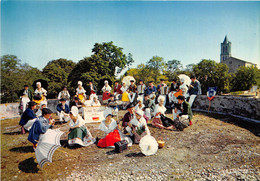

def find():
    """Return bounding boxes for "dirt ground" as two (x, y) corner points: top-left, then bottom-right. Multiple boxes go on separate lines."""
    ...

(1, 111), (260, 180)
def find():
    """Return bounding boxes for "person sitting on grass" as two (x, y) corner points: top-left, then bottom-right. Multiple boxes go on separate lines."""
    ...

(96, 109), (121, 148)
(35, 101), (47, 117)
(91, 95), (101, 106)
(125, 109), (150, 144)
(57, 98), (70, 123)
(68, 106), (95, 147)
(27, 108), (55, 150)
(19, 101), (37, 134)
(172, 95), (193, 131)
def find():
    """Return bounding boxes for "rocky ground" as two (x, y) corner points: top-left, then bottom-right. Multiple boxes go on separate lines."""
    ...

(1, 111), (260, 180)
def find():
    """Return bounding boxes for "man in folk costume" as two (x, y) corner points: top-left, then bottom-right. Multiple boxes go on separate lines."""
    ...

(28, 108), (55, 150)
(58, 86), (70, 107)
(113, 81), (122, 100)
(172, 96), (192, 131)
(136, 79), (146, 102)
(56, 98), (70, 123)
(168, 78), (180, 106)
(143, 93), (155, 120)
(86, 80), (97, 100)
(128, 80), (137, 105)
(122, 103), (136, 130)
(188, 75), (201, 108)
(18, 85), (33, 113)
(145, 81), (157, 104)
(19, 101), (37, 134)
(156, 79), (168, 106)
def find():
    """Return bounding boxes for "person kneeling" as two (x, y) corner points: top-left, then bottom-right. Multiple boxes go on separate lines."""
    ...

(27, 108), (55, 150)
(68, 106), (95, 147)
(126, 110), (150, 144)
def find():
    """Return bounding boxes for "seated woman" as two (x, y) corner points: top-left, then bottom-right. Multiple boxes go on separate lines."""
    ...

(152, 96), (175, 130)
(102, 80), (112, 103)
(28, 108), (55, 149)
(126, 110), (150, 144)
(68, 106), (95, 147)
(91, 95), (101, 106)
(97, 109), (121, 148)
(19, 101), (37, 134)
(34, 82), (47, 105)
(120, 81), (129, 109)
(76, 81), (87, 102)
(35, 101), (47, 117)
(135, 97), (149, 122)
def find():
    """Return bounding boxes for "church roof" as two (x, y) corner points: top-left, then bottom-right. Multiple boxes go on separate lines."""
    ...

(226, 57), (257, 65)
(223, 35), (229, 44)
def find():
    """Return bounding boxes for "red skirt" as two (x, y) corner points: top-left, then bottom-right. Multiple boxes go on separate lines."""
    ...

(102, 92), (111, 100)
(97, 129), (121, 148)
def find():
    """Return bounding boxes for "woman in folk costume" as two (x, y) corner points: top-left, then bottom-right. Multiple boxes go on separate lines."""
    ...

(76, 81), (87, 102)
(91, 95), (101, 106)
(35, 101), (47, 117)
(102, 80), (112, 102)
(126, 109), (150, 144)
(135, 97), (149, 122)
(58, 86), (70, 107)
(68, 106), (95, 147)
(19, 101), (37, 134)
(34, 82), (47, 105)
(152, 96), (175, 130)
(120, 81), (129, 109)
(28, 108), (55, 150)
(179, 78), (189, 99)
(97, 109), (121, 148)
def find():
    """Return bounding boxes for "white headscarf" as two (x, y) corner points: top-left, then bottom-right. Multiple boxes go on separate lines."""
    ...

(78, 81), (83, 86)
(135, 109), (144, 117)
(158, 95), (165, 102)
(103, 108), (112, 118)
(36, 82), (41, 86)
(70, 106), (79, 117)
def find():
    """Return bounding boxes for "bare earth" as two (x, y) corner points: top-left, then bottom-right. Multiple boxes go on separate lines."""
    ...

(1, 111), (260, 180)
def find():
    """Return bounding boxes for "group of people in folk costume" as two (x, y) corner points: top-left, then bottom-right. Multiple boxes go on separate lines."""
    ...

(19, 75), (200, 149)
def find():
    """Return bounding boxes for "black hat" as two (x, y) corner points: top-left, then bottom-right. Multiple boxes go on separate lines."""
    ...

(42, 108), (53, 115)
(60, 98), (66, 102)
(109, 94), (114, 97)
(28, 101), (36, 107)
(144, 93), (149, 97)
(74, 97), (79, 101)
(148, 81), (153, 83)
(24, 85), (29, 87)
(177, 95), (185, 100)
(139, 79), (143, 82)
(126, 103), (135, 109)
(172, 78), (177, 82)
(115, 80), (119, 83)
(190, 75), (196, 79)
(130, 80), (135, 82)
(160, 78), (165, 81)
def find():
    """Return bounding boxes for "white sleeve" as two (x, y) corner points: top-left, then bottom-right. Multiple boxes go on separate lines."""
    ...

(58, 92), (61, 99)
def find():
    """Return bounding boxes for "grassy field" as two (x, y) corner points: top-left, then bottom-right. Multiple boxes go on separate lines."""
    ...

(1, 111), (260, 180)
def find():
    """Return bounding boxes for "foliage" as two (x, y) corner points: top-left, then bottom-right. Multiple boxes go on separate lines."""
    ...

(230, 66), (260, 91)
(146, 56), (167, 83)
(164, 59), (183, 80)
(1, 55), (44, 103)
(42, 58), (76, 98)
(192, 59), (230, 94)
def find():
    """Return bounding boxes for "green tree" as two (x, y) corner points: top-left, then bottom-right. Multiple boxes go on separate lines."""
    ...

(165, 59), (183, 80)
(193, 59), (230, 94)
(231, 66), (260, 91)
(42, 58), (76, 98)
(146, 56), (166, 83)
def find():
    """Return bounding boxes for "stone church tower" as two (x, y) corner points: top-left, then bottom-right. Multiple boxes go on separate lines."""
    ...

(220, 35), (232, 62)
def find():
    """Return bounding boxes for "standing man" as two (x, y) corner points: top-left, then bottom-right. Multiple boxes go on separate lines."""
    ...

(58, 86), (70, 106)
(156, 79), (168, 106)
(86, 80), (97, 100)
(18, 85), (33, 112)
(188, 75), (201, 107)
(136, 79), (146, 102)
(113, 81), (122, 100)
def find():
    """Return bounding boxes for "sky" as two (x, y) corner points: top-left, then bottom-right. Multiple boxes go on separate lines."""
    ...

(1, 1), (260, 72)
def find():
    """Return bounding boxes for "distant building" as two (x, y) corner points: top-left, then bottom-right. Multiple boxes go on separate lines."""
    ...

(220, 35), (257, 73)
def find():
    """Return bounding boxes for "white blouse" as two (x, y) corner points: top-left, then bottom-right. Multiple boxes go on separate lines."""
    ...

(76, 87), (86, 94)
(130, 117), (150, 135)
(91, 100), (101, 106)
(69, 116), (85, 128)
(102, 85), (112, 92)
(179, 84), (188, 96)
(154, 104), (167, 118)
(98, 119), (117, 135)
(34, 88), (47, 96)
(135, 104), (145, 111)
(120, 86), (128, 93)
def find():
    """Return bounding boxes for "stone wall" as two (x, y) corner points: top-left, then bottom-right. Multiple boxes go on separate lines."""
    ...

(192, 95), (260, 121)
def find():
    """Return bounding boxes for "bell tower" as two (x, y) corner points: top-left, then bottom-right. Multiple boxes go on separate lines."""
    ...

(220, 35), (232, 62)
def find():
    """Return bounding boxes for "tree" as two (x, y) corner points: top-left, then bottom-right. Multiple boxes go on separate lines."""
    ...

(42, 58), (76, 98)
(146, 56), (166, 83)
(1, 55), (44, 103)
(193, 59), (230, 94)
(231, 66), (260, 91)
(165, 59), (183, 80)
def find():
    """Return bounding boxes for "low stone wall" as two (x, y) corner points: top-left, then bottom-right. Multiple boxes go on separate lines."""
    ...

(0, 103), (20, 120)
(192, 95), (260, 121)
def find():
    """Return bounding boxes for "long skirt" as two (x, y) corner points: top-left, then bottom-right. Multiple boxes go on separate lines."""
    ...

(97, 129), (121, 148)
(102, 92), (111, 101)
(68, 126), (95, 147)
(121, 92), (129, 102)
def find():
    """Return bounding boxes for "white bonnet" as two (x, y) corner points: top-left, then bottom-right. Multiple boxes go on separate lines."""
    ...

(135, 109), (144, 117)
(158, 95), (165, 102)
(36, 82), (41, 86)
(78, 81), (83, 86)
(70, 106), (79, 117)
(103, 108), (112, 118)
(104, 80), (108, 84)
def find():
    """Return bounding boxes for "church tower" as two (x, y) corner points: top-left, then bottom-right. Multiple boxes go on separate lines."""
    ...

(220, 35), (232, 62)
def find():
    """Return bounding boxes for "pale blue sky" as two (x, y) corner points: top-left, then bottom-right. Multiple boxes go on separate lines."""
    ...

(1, 1), (259, 71)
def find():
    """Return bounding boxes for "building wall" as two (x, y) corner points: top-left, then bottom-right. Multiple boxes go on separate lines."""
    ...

(222, 59), (245, 73)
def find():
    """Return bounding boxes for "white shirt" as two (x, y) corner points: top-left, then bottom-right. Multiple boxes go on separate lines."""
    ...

(76, 87), (86, 94)
(91, 100), (101, 106)
(58, 90), (70, 99)
(120, 86), (128, 93)
(137, 84), (146, 94)
(154, 104), (167, 118)
(135, 103), (145, 111)
(98, 119), (117, 135)
(34, 88), (47, 96)
(130, 117), (150, 135)
(69, 116), (85, 128)
(102, 85), (112, 92)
